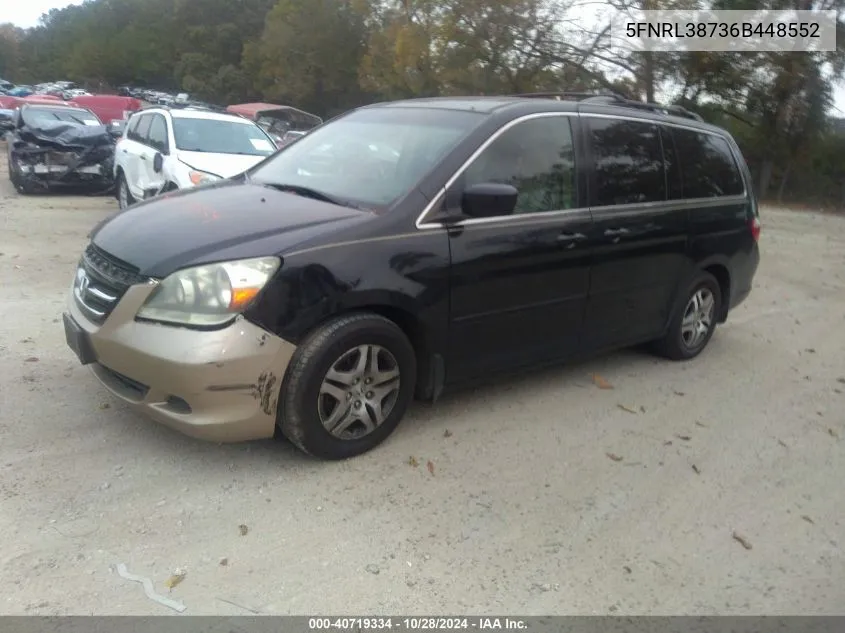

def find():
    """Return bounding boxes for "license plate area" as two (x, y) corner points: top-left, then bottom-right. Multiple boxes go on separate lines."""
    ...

(63, 312), (97, 365)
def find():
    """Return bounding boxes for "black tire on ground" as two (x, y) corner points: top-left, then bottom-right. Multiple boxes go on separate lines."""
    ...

(8, 153), (35, 195)
(278, 312), (417, 460)
(116, 171), (135, 210)
(654, 271), (722, 361)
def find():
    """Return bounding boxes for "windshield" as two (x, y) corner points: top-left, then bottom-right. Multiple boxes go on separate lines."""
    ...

(248, 107), (482, 210)
(172, 118), (276, 156)
(22, 107), (100, 127)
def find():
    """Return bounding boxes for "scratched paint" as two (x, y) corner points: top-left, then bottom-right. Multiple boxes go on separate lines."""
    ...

(252, 371), (278, 415)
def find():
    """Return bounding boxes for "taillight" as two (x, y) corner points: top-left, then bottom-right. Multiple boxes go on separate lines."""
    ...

(749, 217), (761, 242)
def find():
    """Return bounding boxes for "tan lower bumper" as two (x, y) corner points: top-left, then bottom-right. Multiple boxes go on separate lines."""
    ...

(67, 282), (296, 442)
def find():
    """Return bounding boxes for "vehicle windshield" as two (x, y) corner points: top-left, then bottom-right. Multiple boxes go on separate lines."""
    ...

(247, 107), (482, 210)
(22, 107), (101, 127)
(172, 118), (276, 156)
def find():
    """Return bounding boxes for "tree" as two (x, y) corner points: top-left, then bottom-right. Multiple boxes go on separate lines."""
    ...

(243, 0), (369, 116)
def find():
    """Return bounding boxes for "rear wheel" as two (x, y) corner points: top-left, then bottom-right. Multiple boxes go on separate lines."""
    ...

(654, 271), (721, 361)
(117, 172), (135, 210)
(278, 313), (416, 460)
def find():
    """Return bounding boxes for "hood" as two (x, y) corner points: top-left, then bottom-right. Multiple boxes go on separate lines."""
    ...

(90, 181), (372, 278)
(177, 150), (268, 179)
(19, 121), (112, 149)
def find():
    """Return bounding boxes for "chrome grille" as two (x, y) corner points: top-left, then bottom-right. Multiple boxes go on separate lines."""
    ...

(73, 244), (146, 325)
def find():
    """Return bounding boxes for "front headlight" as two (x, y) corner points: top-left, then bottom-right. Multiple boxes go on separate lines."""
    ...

(136, 257), (280, 327)
(188, 170), (221, 186)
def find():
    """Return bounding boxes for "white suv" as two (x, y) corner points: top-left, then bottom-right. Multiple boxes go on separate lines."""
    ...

(113, 107), (278, 209)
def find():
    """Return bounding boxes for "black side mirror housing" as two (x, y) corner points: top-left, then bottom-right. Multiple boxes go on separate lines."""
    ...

(153, 152), (163, 173)
(461, 182), (518, 218)
(108, 121), (124, 138)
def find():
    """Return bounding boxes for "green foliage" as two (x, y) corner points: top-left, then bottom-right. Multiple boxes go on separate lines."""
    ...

(242, 0), (369, 117)
(4, 0), (845, 207)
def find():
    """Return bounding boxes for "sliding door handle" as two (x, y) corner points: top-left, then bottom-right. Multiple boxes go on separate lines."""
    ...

(557, 231), (587, 242)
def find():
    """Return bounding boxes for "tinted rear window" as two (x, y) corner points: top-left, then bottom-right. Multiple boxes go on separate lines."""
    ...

(587, 118), (666, 206)
(672, 128), (744, 198)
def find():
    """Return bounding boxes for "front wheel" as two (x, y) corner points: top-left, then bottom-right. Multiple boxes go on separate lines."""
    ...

(278, 313), (417, 460)
(654, 271), (722, 361)
(9, 154), (36, 194)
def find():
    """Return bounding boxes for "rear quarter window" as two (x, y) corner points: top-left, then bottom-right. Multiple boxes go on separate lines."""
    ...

(672, 128), (744, 198)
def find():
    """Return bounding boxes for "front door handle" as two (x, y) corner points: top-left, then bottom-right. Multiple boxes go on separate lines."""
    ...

(139, 155), (147, 161)
(604, 227), (630, 237)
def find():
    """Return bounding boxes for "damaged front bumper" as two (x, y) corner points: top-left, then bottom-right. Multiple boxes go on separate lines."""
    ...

(13, 145), (114, 190)
(63, 273), (296, 442)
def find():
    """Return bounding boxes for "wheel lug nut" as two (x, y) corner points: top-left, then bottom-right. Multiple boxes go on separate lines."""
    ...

(365, 378), (372, 384)
(355, 400), (362, 408)
(366, 391), (374, 399)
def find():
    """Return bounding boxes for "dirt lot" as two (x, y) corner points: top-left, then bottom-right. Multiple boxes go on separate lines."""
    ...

(0, 148), (844, 616)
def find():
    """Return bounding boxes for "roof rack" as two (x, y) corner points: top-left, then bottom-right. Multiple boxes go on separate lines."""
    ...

(513, 91), (704, 122)
(589, 94), (704, 121)
(513, 91), (628, 102)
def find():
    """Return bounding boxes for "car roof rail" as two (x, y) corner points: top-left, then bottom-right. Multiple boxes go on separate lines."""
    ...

(512, 91), (704, 122)
(584, 93), (705, 121)
(512, 91), (628, 102)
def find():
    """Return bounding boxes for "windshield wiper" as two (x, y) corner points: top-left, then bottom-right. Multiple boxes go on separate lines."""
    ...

(259, 183), (362, 210)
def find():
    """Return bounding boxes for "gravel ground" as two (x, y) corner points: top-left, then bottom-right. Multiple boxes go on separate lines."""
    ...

(1, 148), (844, 616)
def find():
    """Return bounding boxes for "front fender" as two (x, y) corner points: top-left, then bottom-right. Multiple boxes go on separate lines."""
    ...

(246, 229), (451, 351)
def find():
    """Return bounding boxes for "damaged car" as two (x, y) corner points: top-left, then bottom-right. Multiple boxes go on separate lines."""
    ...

(226, 102), (322, 146)
(6, 102), (121, 194)
(0, 108), (13, 135)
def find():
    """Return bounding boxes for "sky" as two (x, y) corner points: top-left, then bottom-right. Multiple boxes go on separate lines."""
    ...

(8, 0), (845, 114)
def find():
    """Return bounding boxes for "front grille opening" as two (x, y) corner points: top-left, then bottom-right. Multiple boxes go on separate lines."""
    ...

(74, 244), (147, 324)
(164, 396), (192, 415)
(95, 364), (150, 401)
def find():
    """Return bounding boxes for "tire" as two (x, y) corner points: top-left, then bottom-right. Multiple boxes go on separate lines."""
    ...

(8, 153), (35, 195)
(654, 271), (722, 361)
(116, 171), (135, 210)
(278, 312), (417, 460)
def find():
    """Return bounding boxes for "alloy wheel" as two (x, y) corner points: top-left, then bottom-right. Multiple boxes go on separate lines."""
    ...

(317, 344), (401, 440)
(680, 287), (715, 349)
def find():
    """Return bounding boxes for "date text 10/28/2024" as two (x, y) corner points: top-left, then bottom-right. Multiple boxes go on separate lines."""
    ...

(308, 618), (528, 631)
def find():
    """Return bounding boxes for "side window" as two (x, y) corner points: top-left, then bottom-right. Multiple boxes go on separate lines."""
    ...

(462, 116), (577, 215)
(134, 114), (152, 144)
(147, 114), (169, 153)
(125, 115), (142, 141)
(672, 128), (744, 198)
(587, 118), (665, 206)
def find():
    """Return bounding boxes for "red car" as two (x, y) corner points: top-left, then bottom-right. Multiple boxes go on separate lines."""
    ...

(68, 95), (141, 125)
(225, 102), (322, 146)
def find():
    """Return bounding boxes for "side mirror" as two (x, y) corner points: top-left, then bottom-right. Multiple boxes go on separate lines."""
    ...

(153, 152), (163, 173)
(461, 182), (518, 218)
(108, 120), (124, 138)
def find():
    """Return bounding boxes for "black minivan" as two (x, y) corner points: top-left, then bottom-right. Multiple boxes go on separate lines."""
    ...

(63, 93), (761, 460)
